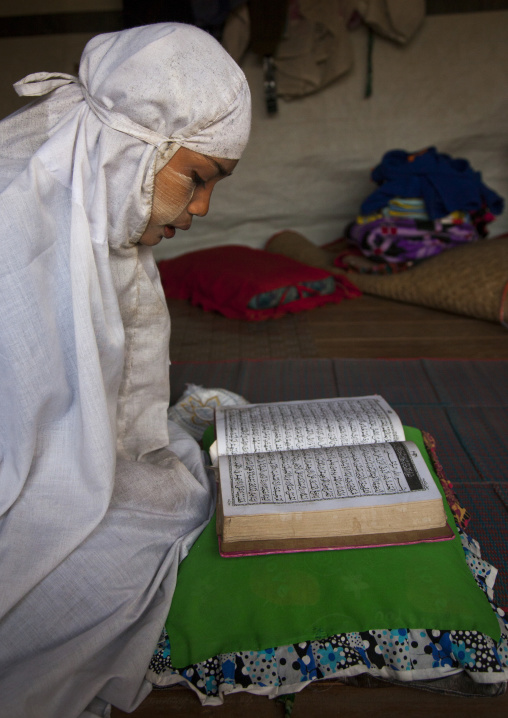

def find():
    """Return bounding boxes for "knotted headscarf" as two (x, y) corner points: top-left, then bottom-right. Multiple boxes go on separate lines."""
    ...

(8, 22), (251, 245)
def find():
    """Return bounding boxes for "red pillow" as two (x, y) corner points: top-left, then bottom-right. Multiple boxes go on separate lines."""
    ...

(158, 245), (360, 321)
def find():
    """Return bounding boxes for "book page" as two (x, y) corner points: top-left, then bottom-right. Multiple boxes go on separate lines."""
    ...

(219, 441), (440, 516)
(215, 395), (404, 457)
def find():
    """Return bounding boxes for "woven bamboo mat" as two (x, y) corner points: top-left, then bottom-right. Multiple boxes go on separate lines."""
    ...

(265, 231), (508, 325)
(167, 297), (318, 363)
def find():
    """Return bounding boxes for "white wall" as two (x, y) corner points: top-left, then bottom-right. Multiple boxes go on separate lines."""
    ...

(153, 10), (508, 260)
(0, 10), (506, 260)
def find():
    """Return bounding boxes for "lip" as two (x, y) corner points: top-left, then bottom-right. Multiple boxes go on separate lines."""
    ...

(163, 223), (191, 238)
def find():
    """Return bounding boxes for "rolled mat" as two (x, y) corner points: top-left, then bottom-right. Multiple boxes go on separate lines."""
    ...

(266, 231), (508, 326)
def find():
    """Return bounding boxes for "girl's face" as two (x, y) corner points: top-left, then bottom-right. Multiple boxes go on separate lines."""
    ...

(139, 147), (238, 246)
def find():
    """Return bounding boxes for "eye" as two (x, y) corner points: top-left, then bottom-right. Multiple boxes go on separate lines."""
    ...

(192, 172), (206, 187)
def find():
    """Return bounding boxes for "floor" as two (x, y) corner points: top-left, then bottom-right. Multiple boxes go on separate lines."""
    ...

(112, 293), (508, 717)
(112, 679), (507, 717)
(167, 293), (508, 363)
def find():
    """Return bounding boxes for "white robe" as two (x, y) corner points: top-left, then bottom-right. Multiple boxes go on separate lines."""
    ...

(0, 23), (250, 718)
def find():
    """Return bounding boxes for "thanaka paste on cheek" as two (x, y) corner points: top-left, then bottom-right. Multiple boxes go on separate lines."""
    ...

(151, 167), (196, 225)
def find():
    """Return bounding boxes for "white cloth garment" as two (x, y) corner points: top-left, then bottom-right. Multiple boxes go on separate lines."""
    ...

(0, 23), (250, 718)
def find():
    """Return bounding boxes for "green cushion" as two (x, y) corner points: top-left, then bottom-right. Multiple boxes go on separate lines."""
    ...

(166, 427), (500, 668)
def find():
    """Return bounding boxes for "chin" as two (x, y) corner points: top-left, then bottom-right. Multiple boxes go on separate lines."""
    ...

(139, 239), (160, 246)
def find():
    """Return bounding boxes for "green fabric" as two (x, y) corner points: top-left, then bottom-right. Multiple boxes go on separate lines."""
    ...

(201, 424), (215, 453)
(166, 427), (500, 668)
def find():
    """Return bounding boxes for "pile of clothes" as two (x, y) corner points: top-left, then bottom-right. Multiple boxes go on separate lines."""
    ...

(346, 147), (504, 269)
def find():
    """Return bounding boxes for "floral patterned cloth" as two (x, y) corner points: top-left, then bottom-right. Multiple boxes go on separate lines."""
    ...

(147, 527), (507, 704)
(346, 214), (480, 265)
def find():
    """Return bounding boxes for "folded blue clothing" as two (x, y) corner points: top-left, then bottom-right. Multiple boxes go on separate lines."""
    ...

(361, 147), (504, 220)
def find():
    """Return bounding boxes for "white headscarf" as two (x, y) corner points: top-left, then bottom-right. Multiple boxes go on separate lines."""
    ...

(0, 23), (250, 718)
(9, 22), (251, 246)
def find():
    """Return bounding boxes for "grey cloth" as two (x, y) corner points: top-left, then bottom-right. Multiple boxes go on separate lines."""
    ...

(222, 0), (425, 98)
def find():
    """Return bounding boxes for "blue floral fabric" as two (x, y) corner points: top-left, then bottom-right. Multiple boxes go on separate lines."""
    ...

(147, 528), (508, 703)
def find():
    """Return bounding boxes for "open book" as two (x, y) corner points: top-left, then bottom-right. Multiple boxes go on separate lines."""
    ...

(213, 395), (453, 556)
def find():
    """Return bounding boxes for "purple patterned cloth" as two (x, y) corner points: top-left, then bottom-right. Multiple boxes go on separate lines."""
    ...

(347, 216), (479, 264)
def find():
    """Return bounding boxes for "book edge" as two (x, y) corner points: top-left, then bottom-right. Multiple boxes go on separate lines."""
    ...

(218, 522), (455, 557)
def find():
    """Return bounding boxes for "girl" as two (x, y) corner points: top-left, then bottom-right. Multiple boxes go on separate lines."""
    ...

(0, 23), (250, 718)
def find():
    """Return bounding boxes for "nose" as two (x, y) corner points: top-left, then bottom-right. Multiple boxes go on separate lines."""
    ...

(187, 187), (212, 218)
